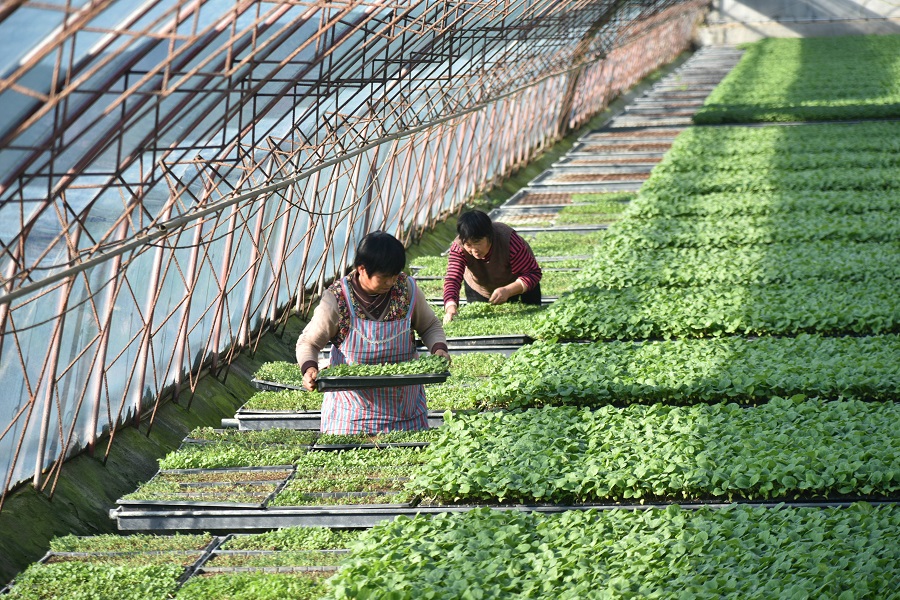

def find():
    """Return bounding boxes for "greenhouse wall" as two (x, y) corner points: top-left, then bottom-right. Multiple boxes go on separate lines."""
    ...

(701, 0), (900, 43)
(0, 1), (707, 504)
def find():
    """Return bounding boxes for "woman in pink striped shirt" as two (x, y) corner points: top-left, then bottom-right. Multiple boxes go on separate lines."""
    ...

(443, 210), (543, 324)
(296, 232), (449, 434)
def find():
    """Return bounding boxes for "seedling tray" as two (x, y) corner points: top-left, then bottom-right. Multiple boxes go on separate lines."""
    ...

(445, 335), (533, 348)
(116, 466), (295, 511)
(316, 371), (450, 392)
(251, 378), (304, 392)
(233, 410), (322, 431)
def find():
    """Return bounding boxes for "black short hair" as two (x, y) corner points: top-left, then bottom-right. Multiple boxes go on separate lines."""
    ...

(353, 231), (406, 276)
(457, 210), (494, 243)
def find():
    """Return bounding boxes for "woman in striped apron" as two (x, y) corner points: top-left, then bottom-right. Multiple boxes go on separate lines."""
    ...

(296, 232), (450, 434)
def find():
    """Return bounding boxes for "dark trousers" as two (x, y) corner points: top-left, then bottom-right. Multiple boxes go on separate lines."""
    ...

(464, 280), (542, 305)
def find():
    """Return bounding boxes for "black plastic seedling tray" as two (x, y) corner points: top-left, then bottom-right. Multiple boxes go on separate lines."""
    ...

(316, 371), (450, 392)
(251, 378), (304, 392)
(445, 334), (534, 347)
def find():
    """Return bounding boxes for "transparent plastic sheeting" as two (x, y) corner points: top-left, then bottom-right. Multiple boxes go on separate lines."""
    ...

(0, 0), (705, 500)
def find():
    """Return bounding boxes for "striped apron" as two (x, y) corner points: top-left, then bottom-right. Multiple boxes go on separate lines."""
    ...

(320, 276), (429, 434)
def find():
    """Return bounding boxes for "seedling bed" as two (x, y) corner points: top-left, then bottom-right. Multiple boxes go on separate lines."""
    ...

(118, 466), (295, 510)
(537, 254), (592, 262)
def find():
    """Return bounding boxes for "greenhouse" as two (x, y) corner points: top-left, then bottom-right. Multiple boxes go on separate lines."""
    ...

(1, 0), (899, 598)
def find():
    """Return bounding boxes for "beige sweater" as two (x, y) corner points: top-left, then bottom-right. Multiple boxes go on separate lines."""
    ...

(295, 278), (447, 371)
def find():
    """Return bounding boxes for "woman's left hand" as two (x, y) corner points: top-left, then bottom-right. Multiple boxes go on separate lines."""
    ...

(489, 287), (513, 304)
(433, 348), (451, 366)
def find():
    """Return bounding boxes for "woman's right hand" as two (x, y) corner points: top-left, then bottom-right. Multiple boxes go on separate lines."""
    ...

(443, 302), (458, 325)
(303, 366), (318, 391)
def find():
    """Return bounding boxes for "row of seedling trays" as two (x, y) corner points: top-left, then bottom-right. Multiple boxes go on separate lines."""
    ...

(1, 529), (356, 599)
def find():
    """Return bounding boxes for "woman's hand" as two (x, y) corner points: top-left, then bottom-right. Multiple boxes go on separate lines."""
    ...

(303, 366), (318, 391)
(490, 279), (527, 305)
(443, 302), (458, 325)
(489, 286), (514, 304)
(433, 348), (451, 366)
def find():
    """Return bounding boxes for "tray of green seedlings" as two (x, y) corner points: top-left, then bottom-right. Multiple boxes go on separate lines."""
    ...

(119, 464), (296, 509)
(238, 389), (324, 414)
(269, 446), (426, 508)
(418, 269), (575, 299)
(177, 528), (364, 599)
(426, 377), (483, 411)
(407, 255), (448, 277)
(410, 253), (589, 275)
(2, 533), (214, 600)
(554, 191), (634, 225)
(312, 429), (440, 450)
(252, 361), (305, 391)
(316, 354), (450, 392)
(524, 229), (606, 258)
(234, 389), (326, 431)
(426, 352), (507, 411)
(439, 301), (546, 339)
(201, 527), (361, 572)
(156, 429), (318, 470)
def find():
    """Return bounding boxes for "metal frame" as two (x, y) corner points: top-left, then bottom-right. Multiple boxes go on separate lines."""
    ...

(0, 0), (708, 505)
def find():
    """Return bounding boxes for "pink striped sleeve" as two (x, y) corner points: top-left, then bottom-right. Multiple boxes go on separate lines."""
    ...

(443, 242), (467, 304)
(508, 232), (542, 290)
